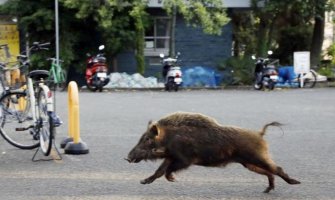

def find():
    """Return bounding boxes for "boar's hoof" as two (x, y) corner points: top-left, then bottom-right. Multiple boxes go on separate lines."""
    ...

(140, 178), (154, 184)
(288, 179), (301, 184)
(263, 186), (274, 193)
(165, 174), (175, 182)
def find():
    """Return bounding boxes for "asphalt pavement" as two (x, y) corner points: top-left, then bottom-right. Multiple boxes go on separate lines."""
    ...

(0, 88), (334, 200)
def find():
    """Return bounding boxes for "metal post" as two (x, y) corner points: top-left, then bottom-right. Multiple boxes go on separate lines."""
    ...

(55, 0), (59, 66)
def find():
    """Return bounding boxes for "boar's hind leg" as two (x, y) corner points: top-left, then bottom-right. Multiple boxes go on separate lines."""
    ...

(244, 164), (275, 193)
(141, 159), (172, 184)
(165, 160), (192, 182)
(275, 166), (301, 185)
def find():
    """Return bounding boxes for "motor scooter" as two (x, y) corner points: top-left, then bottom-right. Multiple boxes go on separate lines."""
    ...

(252, 51), (279, 90)
(160, 53), (182, 92)
(85, 45), (110, 92)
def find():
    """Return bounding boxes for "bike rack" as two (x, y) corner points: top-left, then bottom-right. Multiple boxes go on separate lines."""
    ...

(32, 140), (62, 162)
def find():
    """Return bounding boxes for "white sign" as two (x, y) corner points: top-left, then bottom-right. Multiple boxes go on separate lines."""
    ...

(294, 51), (310, 74)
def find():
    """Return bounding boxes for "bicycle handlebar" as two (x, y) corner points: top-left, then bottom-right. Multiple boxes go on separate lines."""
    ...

(47, 58), (64, 63)
(30, 42), (50, 51)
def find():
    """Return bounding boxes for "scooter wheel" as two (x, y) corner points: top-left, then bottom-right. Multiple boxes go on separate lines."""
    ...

(268, 81), (275, 90)
(174, 85), (179, 92)
(254, 83), (263, 90)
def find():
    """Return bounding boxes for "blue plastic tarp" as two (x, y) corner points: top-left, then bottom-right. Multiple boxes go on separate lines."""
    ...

(277, 66), (300, 87)
(181, 66), (222, 87)
(278, 66), (296, 83)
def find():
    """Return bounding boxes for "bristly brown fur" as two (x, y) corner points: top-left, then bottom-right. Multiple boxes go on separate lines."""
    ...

(127, 112), (300, 193)
(158, 112), (220, 128)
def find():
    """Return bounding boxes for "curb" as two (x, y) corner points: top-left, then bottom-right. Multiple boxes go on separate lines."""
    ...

(76, 81), (335, 92)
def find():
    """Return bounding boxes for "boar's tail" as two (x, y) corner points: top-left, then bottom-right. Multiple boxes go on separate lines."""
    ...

(260, 122), (283, 137)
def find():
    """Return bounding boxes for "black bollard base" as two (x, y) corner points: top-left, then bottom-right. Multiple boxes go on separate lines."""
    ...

(60, 137), (74, 149)
(64, 141), (89, 155)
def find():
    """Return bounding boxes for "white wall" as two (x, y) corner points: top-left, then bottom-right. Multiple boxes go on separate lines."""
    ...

(0, 0), (7, 5)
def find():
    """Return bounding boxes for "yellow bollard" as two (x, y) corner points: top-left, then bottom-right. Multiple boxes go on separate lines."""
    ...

(18, 85), (27, 111)
(68, 81), (80, 143)
(62, 81), (89, 154)
(18, 97), (26, 111)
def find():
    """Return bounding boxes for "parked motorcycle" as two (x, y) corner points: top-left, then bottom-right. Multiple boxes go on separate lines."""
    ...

(160, 52), (182, 92)
(85, 45), (110, 92)
(252, 51), (279, 90)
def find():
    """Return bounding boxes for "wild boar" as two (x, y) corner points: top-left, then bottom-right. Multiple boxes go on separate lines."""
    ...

(126, 112), (300, 193)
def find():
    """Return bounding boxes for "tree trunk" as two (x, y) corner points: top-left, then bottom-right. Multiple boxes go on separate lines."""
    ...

(310, 13), (325, 68)
(256, 18), (270, 57)
(169, 5), (177, 57)
(135, 28), (145, 74)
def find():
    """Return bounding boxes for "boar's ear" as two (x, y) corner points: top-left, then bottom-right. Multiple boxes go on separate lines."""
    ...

(147, 120), (153, 128)
(148, 123), (160, 137)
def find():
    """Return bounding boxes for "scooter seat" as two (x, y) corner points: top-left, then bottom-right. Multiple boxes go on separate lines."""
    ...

(28, 70), (49, 81)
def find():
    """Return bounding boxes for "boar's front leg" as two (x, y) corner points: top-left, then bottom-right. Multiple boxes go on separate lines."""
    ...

(165, 159), (192, 182)
(141, 158), (172, 184)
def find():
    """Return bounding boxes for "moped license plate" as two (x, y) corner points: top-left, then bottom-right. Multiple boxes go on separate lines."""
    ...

(174, 78), (182, 83)
(97, 73), (107, 78)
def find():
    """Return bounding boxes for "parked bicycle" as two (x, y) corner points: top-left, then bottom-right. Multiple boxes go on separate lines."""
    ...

(47, 58), (67, 91)
(0, 42), (60, 156)
(295, 69), (317, 88)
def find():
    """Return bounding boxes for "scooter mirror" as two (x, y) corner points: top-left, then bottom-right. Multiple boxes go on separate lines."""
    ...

(251, 55), (256, 60)
(267, 50), (273, 55)
(99, 45), (105, 51)
(159, 53), (164, 58)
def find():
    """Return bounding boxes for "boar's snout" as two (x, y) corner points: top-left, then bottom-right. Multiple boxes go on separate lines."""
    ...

(124, 155), (142, 163)
(126, 149), (145, 163)
(124, 157), (142, 163)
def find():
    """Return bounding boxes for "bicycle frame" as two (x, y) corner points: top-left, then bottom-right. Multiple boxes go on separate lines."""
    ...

(49, 58), (65, 84)
(0, 42), (58, 156)
(26, 77), (53, 123)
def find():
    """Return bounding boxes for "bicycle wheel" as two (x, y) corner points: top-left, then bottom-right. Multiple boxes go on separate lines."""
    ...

(48, 69), (67, 91)
(0, 91), (39, 149)
(37, 87), (54, 156)
(298, 70), (317, 88)
(58, 69), (67, 91)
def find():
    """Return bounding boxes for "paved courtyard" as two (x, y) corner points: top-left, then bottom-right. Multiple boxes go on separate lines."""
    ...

(0, 88), (334, 200)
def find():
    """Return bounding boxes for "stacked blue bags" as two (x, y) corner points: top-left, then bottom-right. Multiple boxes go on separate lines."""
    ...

(277, 66), (299, 87)
(181, 66), (222, 87)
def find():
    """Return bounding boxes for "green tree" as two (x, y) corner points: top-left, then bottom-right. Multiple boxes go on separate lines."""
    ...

(163, 0), (230, 56)
(130, 1), (148, 74)
(1, 0), (231, 75)
(63, 0), (230, 72)
(249, 0), (335, 66)
(62, 0), (139, 72)
(0, 0), (98, 70)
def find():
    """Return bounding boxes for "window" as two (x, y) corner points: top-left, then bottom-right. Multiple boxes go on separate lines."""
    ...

(144, 17), (171, 56)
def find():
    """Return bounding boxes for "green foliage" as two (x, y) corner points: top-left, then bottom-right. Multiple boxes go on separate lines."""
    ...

(325, 44), (335, 65)
(163, 0), (230, 35)
(217, 57), (254, 85)
(275, 25), (313, 65)
(317, 66), (334, 78)
(129, 1), (148, 74)
(320, 44), (335, 79)
(1, 0), (231, 75)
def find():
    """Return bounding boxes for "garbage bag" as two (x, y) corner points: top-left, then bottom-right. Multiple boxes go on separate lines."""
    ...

(182, 66), (221, 87)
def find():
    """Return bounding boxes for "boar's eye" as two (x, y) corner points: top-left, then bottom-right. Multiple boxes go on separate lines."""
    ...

(144, 137), (154, 145)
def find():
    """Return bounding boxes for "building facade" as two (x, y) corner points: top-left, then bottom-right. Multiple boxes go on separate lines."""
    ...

(117, 0), (251, 77)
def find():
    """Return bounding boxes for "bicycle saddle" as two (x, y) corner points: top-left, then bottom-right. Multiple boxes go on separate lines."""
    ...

(28, 70), (49, 81)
